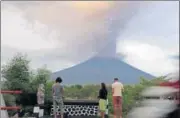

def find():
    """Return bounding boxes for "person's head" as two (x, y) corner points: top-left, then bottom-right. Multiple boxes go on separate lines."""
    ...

(38, 84), (44, 91)
(56, 77), (62, 83)
(39, 84), (44, 88)
(114, 78), (118, 82)
(101, 82), (106, 90)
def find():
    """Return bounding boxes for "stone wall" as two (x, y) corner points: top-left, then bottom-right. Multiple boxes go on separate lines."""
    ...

(50, 100), (99, 117)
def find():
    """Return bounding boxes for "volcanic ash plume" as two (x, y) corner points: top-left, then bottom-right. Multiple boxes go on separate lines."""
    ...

(2, 1), (141, 62)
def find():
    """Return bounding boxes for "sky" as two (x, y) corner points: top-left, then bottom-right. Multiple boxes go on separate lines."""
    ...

(1, 1), (179, 76)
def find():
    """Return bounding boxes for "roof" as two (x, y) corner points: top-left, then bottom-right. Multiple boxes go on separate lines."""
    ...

(159, 80), (179, 88)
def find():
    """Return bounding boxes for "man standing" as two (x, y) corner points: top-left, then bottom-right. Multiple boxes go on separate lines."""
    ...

(112, 78), (124, 118)
(52, 77), (64, 118)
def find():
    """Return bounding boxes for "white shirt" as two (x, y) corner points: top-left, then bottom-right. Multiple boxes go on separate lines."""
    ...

(112, 81), (123, 96)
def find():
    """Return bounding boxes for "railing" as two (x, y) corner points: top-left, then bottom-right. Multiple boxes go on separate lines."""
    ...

(0, 90), (22, 110)
(0, 90), (22, 94)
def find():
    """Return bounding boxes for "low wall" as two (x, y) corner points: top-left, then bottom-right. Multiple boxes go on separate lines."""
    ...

(50, 100), (99, 118)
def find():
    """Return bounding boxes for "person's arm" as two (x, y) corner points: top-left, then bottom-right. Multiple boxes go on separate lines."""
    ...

(60, 86), (64, 97)
(105, 90), (108, 99)
(112, 84), (114, 95)
(121, 84), (124, 92)
(52, 85), (54, 96)
(98, 89), (101, 99)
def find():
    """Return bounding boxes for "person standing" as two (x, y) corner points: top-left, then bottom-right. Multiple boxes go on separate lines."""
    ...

(52, 77), (64, 118)
(98, 83), (108, 118)
(37, 84), (45, 105)
(112, 78), (124, 118)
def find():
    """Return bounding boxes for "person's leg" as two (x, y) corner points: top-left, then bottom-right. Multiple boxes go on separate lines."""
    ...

(99, 99), (101, 117)
(116, 96), (122, 118)
(112, 96), (116, 118)
(113, 96), (122, 118)
(119, 97), (122, 118)
(101, 111), (105, 118)
(53, 98), (57, 118)
(99, 99), (106, 118)
(102, 99), (106, 118)
(59, 99), (64, 118)
(100, 99), (106, 118)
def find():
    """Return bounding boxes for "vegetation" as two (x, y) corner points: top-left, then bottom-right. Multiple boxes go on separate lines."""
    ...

(1, 53), (165, 117)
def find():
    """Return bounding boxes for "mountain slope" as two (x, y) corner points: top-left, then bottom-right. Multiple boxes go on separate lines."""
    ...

(51, 57), (155, 84)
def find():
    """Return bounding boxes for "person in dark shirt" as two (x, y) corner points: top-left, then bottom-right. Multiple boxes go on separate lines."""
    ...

(98, 83), (108, 118)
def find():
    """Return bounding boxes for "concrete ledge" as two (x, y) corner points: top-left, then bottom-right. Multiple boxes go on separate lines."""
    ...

(64, 100), (99, 105)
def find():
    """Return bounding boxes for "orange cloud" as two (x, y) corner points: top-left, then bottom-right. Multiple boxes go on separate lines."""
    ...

(70, 1), (114, 12)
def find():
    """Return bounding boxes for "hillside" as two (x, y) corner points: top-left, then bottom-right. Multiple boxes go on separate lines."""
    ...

(51, 57), (155, 84)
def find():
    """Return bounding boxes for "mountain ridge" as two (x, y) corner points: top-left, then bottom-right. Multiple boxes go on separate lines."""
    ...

(51, 57), (155, 84)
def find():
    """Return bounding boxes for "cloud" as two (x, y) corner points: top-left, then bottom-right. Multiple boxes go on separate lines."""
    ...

(1, 1), (140, 71)
(117, 1), (179, 76)
(117, 40), (178, 76)
(2, 1), (178, 77)
(2, 6), (59, 50)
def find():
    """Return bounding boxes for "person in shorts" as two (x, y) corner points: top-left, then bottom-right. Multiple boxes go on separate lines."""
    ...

(112, 78), (124, 118)
(52, 77), (64, 118)
(98, 83), (108, 118)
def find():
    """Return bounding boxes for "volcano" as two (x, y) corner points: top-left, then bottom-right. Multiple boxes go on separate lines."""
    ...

(51, 57), (155, 85)
(50, 2), (155, 85)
